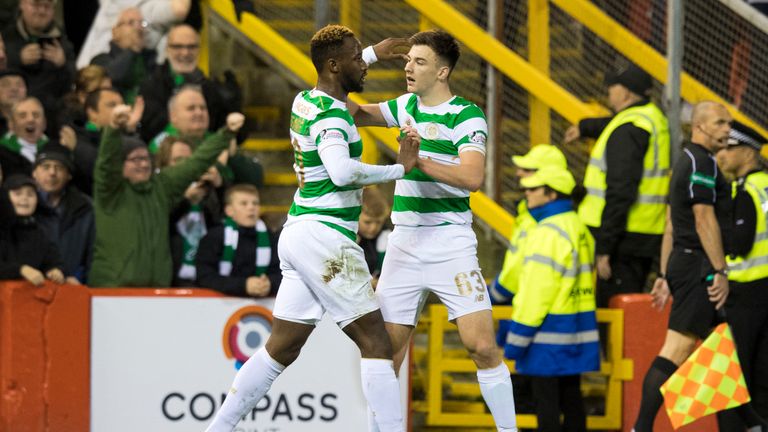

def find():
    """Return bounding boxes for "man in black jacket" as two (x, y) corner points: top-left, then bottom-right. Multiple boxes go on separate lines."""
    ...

(565, 62), (670, 310)
(32, 144), (94, 283)
(2, 0), (76, 118)
(138, 24), (239, 143)
(90, 7), (158, 105)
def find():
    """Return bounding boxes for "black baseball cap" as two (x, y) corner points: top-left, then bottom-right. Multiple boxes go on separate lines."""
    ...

(36, 143), (74, 172)
(605, 62), (652, 96)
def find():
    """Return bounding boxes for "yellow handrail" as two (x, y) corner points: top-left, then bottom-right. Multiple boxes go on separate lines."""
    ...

(552, 0), (768, 147)
(203, 0), (515, 239)
(403, 0), (609, 125)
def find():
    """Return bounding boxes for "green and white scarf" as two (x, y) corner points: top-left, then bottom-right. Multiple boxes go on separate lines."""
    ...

(219, 217), (271, 276)
(177, 204), (207, 280)
(0, 133), (49, 162)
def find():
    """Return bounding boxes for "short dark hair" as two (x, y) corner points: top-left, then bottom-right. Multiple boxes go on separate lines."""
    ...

(310, 24), (355, 73)
(84, 88), (120, 113)
(225, 183), (260, 205)
(361, 186), (390, 218)
(410, 29), (460, 73)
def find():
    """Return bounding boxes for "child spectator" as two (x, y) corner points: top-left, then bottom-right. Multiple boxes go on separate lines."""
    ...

(357, 186), (391, 289)
(196, 184), (280, 297)
(0, 173), (65, 286)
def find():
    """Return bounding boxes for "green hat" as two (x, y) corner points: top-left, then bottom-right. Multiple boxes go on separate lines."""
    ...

(520, 166), (576, 195)
(512, 144), (567, 170)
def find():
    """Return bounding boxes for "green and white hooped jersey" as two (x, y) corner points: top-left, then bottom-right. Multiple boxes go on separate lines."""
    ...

(379, 93), (487, 226)
(287, 89), (364, 240)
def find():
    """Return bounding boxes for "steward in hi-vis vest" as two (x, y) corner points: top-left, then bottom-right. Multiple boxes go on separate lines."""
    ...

(566, 61), (670, 309)
(499, 165), (598, 432)
(490, 144), (568, 305)
(716, 121), (768, 429)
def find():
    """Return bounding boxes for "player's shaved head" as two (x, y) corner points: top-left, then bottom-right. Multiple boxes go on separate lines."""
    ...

(310, 24), (355, 73)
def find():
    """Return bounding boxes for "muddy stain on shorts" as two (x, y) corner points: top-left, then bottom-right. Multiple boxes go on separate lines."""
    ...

(322, 257), (344, 284)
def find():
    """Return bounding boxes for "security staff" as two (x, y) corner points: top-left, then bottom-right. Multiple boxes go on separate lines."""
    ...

(566, 62), (670, 309)
(500, 165), (599, 432)
(633, 101), (735, 431)
(490, 144), (568, 304)
(716, 121), (768, 431)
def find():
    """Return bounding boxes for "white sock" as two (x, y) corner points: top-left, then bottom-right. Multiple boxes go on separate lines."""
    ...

(360, 358), (404, 432)
(477, 362), (518, 432)
(205, 348), (285, 432)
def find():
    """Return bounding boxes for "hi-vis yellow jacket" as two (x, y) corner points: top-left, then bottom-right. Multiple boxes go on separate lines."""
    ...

(502, 206), (600, 376)
(727, 171), (768, 283)
(491, 201), (534, 303)
(578, 102), (670, 235)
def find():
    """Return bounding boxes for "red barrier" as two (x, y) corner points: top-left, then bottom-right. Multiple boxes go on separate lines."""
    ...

(614, 293), (717, 432)
(0, 281), (90, 432)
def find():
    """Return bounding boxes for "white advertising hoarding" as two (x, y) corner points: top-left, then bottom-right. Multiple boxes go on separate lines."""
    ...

(91, 296), (408, 431)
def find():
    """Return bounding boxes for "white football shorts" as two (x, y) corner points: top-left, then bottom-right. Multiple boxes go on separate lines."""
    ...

(376, 224), (492, 325)
(272, 220), (378, 328)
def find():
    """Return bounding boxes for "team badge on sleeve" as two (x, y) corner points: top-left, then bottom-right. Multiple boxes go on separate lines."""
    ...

(319, 129), (344, 143)
(469, 131), (487, 145)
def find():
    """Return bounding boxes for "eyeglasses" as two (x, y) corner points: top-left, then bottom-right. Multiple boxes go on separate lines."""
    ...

(168, 43), (199, 51)
(117, 19), (148, 29)
(125, 155), (151, 164)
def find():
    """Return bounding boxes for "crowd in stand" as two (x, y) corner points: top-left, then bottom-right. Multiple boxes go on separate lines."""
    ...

(0, 0), (280, 297)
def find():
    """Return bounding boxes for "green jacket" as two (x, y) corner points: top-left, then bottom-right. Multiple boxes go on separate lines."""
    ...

(89, 127), (232, 287)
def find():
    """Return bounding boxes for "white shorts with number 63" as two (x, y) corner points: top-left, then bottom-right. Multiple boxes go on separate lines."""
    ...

(377, 224), (491, 326)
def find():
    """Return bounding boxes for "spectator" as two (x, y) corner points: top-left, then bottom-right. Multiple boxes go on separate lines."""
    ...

(0, 96), (48, 178)
(63, 88), (134, 195)
(57, 65), (112, 131)
(148, 84), (209, 151)
(565, 61), (670, 312)
(76, 0), (192, 69)
(196, 183), (280, 297)
(91, 7), (158, 104)
(139, 24), (239, 143)
(357, 186), (391, 289)
(88, 104), (243, 288)
(155, 136), (226, 286)
(2, 0), (76, 116)
(0, 173), (65, 286)
(149, 84), (262, 188)
(0, 69), (27, 136)
(32, 144), (94, 283)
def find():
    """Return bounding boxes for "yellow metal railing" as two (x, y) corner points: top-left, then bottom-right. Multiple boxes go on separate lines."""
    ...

(420, 304), (632, 429)
(202, 0), (516, 239)
(404, 0), (608, 126)
(552, 0), (768, 155)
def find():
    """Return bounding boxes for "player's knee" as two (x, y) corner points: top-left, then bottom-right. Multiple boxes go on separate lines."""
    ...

(466, 340), (500, 367)
(265, 339), (303, 367)
(357, 333), (394, 359)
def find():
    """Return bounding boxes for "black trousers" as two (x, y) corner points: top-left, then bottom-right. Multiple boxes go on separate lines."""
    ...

(595, 254), (653, 308)
(717, 279), (768, 431)
(530, 375), (586, 432)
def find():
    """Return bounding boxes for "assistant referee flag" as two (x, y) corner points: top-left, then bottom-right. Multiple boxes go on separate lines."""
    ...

(660, 323), (750, 429)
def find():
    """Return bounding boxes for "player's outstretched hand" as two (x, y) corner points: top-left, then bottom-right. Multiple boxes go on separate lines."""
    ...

(373, 38), (410, 61)
(110, 104), (132, 130)
(226, 112), (245, 133)
(397, 126), (421, 174)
